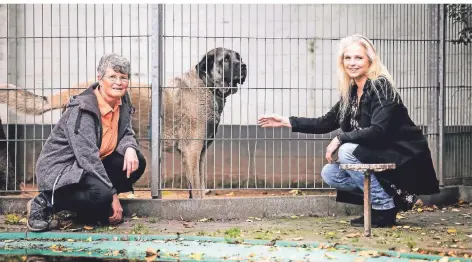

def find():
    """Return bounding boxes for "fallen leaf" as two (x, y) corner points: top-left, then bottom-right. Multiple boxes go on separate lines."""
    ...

(345, 233), (361, 238)
(324, 252), (336, 260)
(182, 222), (194, 228)
(447, 228), (457, 234)
(145, 247), (158, 257)
(358, 250), (379, 258)
(85, 237), (92, 242)
(254, 217), (262, 221)
(198, 218), (211, 222)
(290, 215), (299, 219)
(60, 222), (73, 230)
(451, 208), (460, 212)
(403, 226), (411, 229)
(246, 219), (253, 222)
(289, 189), (303, 196)
(339, 220), (348, 224)
(19, 218), (28, 224)
(66, 239), (75, 242)
(188, 252), (203, 260)
(417, 208), (423, 212)
(83, 225), (94, 230)
(225, 192), (235, 196)
(126, 193), (136, 199)
(396, 214), (406, 219)
(326, 232), (336, 237)
(414, 199), (424, 207)
(291, 237), (304, 241)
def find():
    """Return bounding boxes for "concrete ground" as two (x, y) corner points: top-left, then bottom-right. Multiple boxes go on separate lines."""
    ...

(1, 199), (471, 261)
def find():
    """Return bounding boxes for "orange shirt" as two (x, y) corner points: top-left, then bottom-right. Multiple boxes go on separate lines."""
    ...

(94, 87), (121, 159)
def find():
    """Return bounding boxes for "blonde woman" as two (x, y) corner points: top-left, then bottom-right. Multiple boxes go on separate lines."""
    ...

(258, 34), (439, 228)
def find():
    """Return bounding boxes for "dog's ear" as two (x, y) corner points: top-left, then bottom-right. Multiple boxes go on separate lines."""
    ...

(195, 52), (215, 75)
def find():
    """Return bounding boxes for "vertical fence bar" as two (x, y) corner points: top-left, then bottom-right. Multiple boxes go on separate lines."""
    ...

(427, 4), (440, 182)
(151, 4), (163, 199)
(438, 4), (446, 186)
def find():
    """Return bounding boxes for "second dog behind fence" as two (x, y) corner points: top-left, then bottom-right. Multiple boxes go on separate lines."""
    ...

(0, 47), (247, 199)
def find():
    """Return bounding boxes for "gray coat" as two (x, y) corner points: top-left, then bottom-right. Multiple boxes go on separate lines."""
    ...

(35, 82), (139, 195)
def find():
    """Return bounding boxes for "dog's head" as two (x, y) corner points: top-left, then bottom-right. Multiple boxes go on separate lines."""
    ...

(195, 47), (247, 97)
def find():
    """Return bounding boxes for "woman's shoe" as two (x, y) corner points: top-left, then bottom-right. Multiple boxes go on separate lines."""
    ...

(350, 207), (397, 228)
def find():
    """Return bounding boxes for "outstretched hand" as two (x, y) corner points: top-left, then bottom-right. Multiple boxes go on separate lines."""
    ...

(257, 114), (291, 128)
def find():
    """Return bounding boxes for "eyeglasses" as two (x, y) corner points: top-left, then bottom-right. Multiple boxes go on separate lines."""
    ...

(105, 75), (129, 83)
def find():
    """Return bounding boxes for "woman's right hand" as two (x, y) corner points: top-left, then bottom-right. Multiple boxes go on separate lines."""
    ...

(258, 114), (292, 128)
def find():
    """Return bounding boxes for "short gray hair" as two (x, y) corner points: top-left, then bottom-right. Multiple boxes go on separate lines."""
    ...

(97, 53), (131, 78)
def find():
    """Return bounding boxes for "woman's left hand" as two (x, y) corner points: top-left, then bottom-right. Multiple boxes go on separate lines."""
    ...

(325, 137), (341, 163)
(123, 147), (139, 178)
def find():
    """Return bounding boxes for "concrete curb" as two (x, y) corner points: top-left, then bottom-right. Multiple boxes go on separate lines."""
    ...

(1, 186), (470, 220)
(0, 195), (363, 219)
(419, 185), (472, 206)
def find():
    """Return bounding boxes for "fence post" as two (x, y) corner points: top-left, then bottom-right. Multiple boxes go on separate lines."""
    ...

(151, 4), (164, 199)
(427, 4), (440, 185)
(438, 4), (446, 187)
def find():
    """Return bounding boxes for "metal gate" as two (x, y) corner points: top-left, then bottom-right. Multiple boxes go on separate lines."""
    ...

(0, 4), (470, 198)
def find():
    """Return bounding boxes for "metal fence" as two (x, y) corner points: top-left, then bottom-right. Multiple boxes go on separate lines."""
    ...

(0, 4), (470, 198)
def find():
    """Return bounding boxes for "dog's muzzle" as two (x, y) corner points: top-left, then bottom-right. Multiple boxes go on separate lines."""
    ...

(232, 63), (247, 83)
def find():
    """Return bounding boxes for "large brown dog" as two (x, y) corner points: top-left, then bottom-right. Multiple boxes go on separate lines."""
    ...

(0, 47), (247, 198)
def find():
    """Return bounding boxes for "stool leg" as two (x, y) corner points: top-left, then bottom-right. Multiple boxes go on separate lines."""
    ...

(364, 171), (372, 237)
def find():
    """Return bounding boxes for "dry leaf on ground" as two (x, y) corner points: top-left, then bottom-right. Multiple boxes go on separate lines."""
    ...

(145, 247), (158, 257)
(345, 233), (361, 238)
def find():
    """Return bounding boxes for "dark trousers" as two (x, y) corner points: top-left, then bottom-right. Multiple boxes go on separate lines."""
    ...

(50, 150), (146, 223)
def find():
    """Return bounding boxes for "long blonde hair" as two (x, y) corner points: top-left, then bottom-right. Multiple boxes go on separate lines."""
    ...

(336, 34), (399, 122)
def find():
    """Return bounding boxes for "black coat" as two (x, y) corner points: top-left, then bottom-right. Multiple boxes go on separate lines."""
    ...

(289, 77), (440, 209)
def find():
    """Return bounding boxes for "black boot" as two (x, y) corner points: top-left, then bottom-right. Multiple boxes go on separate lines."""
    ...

(350, 207), (397, 228)
(350, 215), (364, 226)
(27, 192), (53, 232)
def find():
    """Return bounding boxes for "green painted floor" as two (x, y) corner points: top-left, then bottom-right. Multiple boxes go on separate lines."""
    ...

(1, 232), (467, 261)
